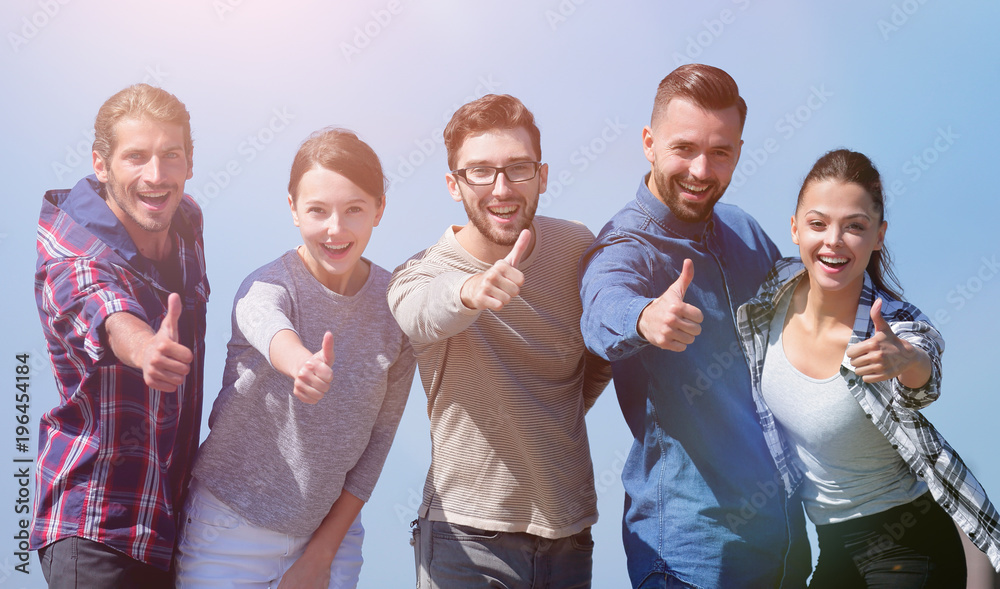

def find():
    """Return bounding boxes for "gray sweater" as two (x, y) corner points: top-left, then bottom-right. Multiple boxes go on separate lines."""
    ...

(192, 250), (415, 536)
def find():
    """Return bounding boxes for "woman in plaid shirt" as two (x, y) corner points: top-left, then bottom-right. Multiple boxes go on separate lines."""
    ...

(737, 149), (999, 587)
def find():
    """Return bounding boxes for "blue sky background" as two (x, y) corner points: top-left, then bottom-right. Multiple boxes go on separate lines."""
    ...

(2, 1), (998, 586)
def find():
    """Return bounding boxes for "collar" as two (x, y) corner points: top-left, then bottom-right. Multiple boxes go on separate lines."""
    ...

(47, 175), (196, 268)
(634, 174), (714, 242)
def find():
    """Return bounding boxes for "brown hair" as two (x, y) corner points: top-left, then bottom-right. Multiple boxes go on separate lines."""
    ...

(288, 127), (386, 204)
(93, 84), (193, 169)
(651, 64), (747, 130)
(797, 149), (903, 299)
(443, 94), (541, 171)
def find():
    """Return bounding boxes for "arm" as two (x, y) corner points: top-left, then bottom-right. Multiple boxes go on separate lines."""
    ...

(846, 298), (943, 408)
(387, 231), (530, 345)
(341, 336), (416, 501)
(276, 490), (365, 589)
(269, 329), (335, 404)
(104, 292), (193, 392)
(579, 233), (701, 361)
(581, 350), (612, 411)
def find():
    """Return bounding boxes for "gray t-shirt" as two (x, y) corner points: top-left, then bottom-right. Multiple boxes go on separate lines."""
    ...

(761, 289), (925, 525)
(192, 249), (415, 536)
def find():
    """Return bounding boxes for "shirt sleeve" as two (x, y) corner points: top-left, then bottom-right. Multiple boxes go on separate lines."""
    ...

(387, 258), (481, 345)
(891, 320), (944, 409)
(579, 231), (657, 361)
(342, 335), (417, 502)
(234, 279), (296, 367)
(581, 350), (612, 411)
(38, 257), (150, 364)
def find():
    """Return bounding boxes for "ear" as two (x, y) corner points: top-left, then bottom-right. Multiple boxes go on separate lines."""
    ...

(373, 195), (386, 227)
(641, 126), (655, 165)
(874, 219), (887, 251)
(536, 162), (549, 194)
(93, 151), (109, 183)
(790, 214), (799, 245)
(446, 173), (463, 203)
(288, 194), (300, 227)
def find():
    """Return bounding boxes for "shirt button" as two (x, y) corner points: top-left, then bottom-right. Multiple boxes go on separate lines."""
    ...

(866, 414), (873, 420)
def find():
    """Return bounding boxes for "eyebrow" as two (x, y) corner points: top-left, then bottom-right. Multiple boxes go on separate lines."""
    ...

(805, 210), (872, 220)
(459, 156), (536, 167)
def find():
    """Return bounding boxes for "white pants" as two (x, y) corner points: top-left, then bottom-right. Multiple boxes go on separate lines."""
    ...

(174, 478), (364, 588)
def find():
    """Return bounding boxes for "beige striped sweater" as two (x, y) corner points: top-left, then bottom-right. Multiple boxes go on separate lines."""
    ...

(387, 216), (611, 539)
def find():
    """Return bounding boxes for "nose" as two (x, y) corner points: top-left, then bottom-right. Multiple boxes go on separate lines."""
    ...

(143, 156), (166, 185)
(824, 227), (844, 247)
(688, 154), (709, 179)
(492, 170), (515, 197)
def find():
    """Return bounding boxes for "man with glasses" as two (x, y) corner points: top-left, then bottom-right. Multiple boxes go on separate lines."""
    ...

(388, 93), (611, 588)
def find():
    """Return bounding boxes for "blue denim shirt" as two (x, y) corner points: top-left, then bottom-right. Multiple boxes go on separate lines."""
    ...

(580, 178), (810, 588)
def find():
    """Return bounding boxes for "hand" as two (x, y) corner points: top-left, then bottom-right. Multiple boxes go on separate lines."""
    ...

(459, 229), (531, 311)
(294, 331), (334, 404)
(637, 259), (704, 352)
(846, 298), (926, 384)
(141, 293), (194, 391)
(276, 551), (332, 589)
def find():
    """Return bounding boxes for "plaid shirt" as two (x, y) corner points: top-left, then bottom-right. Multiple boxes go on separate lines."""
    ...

(31, 176), (209, 570)
(737, 257), (1000, 571)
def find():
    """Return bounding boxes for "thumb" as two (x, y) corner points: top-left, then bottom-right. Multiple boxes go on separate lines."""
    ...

(160, 293), (182, 342)
(666, 259), (694, 301)
(870, 298), (892, 334)
(503, 229), (532, 268)
(319, 331), (335, 366)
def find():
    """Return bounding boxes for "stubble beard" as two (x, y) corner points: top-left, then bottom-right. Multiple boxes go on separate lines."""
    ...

(105, 167), (179, 234)
(651, 168), (727, 223)
(462, 194), (538, 247)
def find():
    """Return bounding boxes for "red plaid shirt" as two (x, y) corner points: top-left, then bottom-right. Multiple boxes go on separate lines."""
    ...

(31, 176), (209, 570)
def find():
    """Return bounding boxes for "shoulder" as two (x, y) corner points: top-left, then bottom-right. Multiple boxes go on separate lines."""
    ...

(235, 252), (298, 297)
(536, 216), (596, 252)
(714, 202), (768, 232)
(175, 195), (205, 239)
(390, 230), (457, 277)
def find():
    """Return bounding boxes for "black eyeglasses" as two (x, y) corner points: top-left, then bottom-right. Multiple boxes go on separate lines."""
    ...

(451, 161), (541, 186)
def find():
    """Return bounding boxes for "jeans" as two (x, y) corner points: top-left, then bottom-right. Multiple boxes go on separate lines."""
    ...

(174, 478), (364, 588)
(411, 517), (594, 588)
(810, 493), (966, 588)
(38, 536), (172, 589)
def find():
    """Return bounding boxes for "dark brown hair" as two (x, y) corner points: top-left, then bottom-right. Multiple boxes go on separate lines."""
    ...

(651, 64), (747, 130)
(443, 94), (541, 171)
(797, 149), (903, 299)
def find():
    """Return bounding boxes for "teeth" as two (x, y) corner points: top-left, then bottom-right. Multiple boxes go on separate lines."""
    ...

(819, 255), (848, 265)
(678, 182), (708, 193)
(490, 205), (517, 215)
(322, 243), (350, 251)
(140, 192), (168, 199)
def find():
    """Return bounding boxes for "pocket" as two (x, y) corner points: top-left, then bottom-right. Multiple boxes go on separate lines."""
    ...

(183, 483), (241, 530)
(570, 527), (594, 551)
(430, 520), (502, 541)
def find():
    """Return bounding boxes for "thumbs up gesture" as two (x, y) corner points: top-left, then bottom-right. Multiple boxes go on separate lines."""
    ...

(846, 298), (929, 385)
(141, 292), (194, 392)
(459, 229), (532, 311)
(293, 331), (335, 404)
(637, 259), (704, 352)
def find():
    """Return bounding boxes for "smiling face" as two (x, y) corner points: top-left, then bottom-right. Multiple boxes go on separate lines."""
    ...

(792, 179), (887, 295)
(446, 127), (547, 259)
(290, 166), (385, 295)
(642, 97), (743, 223)
(93, 117), (192, 257)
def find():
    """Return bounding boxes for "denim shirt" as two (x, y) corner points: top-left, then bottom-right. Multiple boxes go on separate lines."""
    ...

(579, 178), (809, 588)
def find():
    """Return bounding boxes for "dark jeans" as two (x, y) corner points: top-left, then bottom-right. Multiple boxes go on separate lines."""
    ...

(38, 536), (172, 589)
(411, 517), (594, 588)
(810, 493), (966, 588)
